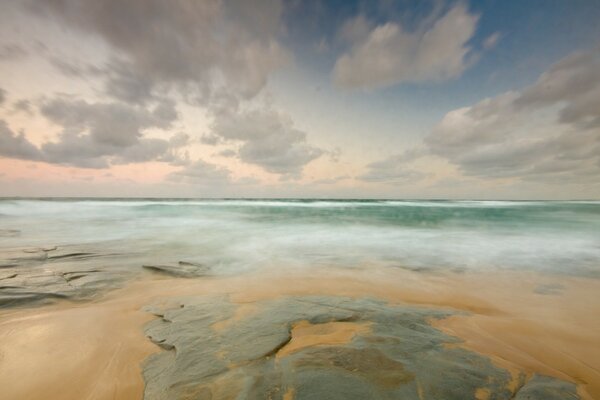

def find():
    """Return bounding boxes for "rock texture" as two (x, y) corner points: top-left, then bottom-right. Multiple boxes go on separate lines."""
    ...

(0, 239), (216, 308)
(0, 245), (133, 307)
(142, 295), (580, 400)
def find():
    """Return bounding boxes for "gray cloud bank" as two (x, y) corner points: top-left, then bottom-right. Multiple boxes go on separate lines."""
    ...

(361, 47), (600, 186)
(1, 1), (598, 191)
(6, 0), (326, 179)
(0, 97), (189, 168)
(32, 0), (288, 104)
(427, 47), (600, 183)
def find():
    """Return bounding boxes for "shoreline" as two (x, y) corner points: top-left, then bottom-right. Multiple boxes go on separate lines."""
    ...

(0, 266), (598, 399)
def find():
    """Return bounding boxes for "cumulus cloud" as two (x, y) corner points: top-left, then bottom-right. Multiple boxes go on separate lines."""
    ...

(39, 97), (188, 168)
(0, 97), (188, 169)
(333, 3), (479, 89)
(516, 50), (600, 129)
(426, 48), (600, 183)
(0, 0), (326, 180)
(40, 97), (177, 147)
(166, 159), (231, 185)
(210, 107), (323, 177)
(6, 0), (303, 175)
(32, 0), (289, 104)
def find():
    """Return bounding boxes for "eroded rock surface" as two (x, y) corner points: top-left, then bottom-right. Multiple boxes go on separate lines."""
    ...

(0, 245), (134, 307)
(142, 296), (580, 400)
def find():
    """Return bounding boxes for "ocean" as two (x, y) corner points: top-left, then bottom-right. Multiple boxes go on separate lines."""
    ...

(1, 198), (599, 278)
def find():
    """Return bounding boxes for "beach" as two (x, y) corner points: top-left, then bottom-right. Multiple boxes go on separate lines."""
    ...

(1, 199), (599, 399)
(2, 1), (600, 398)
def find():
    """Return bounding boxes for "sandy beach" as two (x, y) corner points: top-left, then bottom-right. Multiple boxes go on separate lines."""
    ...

(1, 265), (598, 399)
(2, 0), (600, 397)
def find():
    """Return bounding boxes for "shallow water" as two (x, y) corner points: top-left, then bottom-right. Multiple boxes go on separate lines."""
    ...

(1, 198), (599, 277)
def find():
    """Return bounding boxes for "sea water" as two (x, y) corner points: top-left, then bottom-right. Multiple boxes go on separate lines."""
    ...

(1, 199), (599, 278)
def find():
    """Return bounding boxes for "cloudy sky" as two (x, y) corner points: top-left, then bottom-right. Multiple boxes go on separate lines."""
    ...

(1, 0), (599, 199)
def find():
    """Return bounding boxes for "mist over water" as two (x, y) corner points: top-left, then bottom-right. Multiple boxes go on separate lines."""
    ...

(1, 199), (599, 277)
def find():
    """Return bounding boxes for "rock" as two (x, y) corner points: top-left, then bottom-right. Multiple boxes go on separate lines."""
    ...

(22, 246), (57, 254)
(142, 261), (210, 277)
(141, 295), (580, 400)
(0, 245), (136, 308)
(514, 374), (579, 399)
(0, 288), (69, 307)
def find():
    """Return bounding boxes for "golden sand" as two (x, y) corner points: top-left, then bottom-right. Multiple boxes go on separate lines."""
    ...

(0, 294), (157, 400)
(0, 266), (598, 399)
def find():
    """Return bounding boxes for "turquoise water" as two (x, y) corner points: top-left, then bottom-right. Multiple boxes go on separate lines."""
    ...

(1, 199), (599, 277)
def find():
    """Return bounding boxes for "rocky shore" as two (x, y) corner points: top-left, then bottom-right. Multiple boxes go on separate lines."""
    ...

(0, 243), (596, 399)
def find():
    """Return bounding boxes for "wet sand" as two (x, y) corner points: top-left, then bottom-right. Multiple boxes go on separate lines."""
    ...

(0, 266), (598, 399)
(0, 292), (157, 400)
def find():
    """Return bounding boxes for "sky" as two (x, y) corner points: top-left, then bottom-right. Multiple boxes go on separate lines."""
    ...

(0, 0), (599, 199)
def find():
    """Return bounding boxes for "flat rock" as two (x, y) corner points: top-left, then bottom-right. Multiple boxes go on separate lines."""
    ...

(142, 295), (581, 400)
(0, 245), (136, 308)
(143, 261), (210, 278)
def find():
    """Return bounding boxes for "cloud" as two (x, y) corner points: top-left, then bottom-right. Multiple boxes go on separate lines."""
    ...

(102, 61), (156, 104)
(0, 88), (5, 105)
(32, 0), (289, 103)
(40, 97), (177, 147)
(209, 106), (323, 177)
(483, 32), (501, 50)
(40, 97), (187, 168)
(46, 56), (103, 78)
(9, 0), (317, 178)
(13, 99), (33, 114)
(0, 97), (188, 168)
(333, 3), (479, 89)
(426, 48), (600, 183)
(166, 159), (231, 185)
(359, 149), (428, 184)
(0, 43), (27, 61)
(337, 15), (371, 44)
(217, 149), (237, 158)
(0, 120), (43, 161)
(515, 49), (600, 129)
(200, 134), (223, 146)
